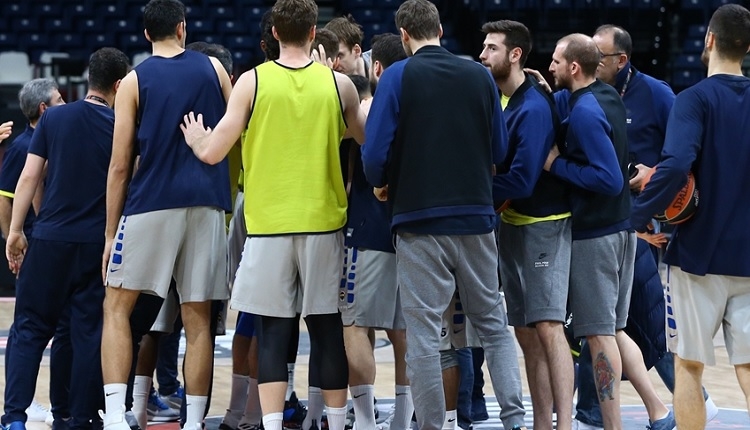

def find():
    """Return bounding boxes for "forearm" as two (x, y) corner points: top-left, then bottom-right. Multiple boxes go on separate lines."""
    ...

(105, 167), (130, 240)
(0, 197), (12, 239)
(10, 175), (37, 233)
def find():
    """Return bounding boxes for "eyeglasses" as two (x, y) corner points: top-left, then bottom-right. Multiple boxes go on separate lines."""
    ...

(599, 52), (624, 59)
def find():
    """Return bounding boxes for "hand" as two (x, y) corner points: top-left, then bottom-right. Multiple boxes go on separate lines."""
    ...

(311, 44), (334, 69)
(524, 68), (552, 93)
(629, 163), (651, 191)
(360, 97), (373, 116)
(6, 230), (27, 275)
(102, 238), (113, 284)
(543, 145), (560, 171)
(180, 112), (211, 149)
(374, 185), (388, 201)
(636, 230), (668, 248)
(0, 121), (13, 143)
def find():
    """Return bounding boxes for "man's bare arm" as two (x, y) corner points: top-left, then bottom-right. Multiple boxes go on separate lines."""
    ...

(181, 70), (256, 165)
(335, 72), (365, 145)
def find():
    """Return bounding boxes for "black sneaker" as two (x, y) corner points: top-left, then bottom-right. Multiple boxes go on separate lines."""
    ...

(283, 392), (307, 429)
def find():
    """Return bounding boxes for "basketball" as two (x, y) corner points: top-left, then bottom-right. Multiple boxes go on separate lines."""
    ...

(495, 199), (511, 214)
(641, 168), (699, 225)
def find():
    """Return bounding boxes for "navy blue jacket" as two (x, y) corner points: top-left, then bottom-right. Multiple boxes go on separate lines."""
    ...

(549, 80), (630, 239)
(494, 75), (569, 217)
(632, 74), (750, 277)
(362, 45), (507, 233)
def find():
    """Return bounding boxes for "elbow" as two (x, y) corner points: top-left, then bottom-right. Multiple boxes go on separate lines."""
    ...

(200, 152), (223, 165)
(602, 176), (624, 196)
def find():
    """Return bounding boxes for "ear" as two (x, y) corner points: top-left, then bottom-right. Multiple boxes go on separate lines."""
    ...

(260, 40), (267, 52)
(176, 21), (185, 40)
(510, 46), (522, 64)
(38, 102), (48, 116)
(399, 28), (409, 45)
(438, 24), (443, 39)
(272, 25), (280, 42)
(144, 28), (153, 43)
(705, 31), (715, 50)
(570, 61), (579, 77)
(114, 79), (122, 93)
(617, 53), (628, 70)
(309, 26), (316, 42)
(374, 60), (384, 79)
(353, 43), (362, 57)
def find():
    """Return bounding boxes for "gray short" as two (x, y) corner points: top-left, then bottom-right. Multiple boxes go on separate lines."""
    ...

(339, 248), (405, 330)
(106, 207), (229, 303)
(232, 232), (343, 318)
(150, 288), (180, 333)
(499, 218), (572, 327)
(439, 290), (480, 350)
(569, 230), (636, 338)
(227, 192), (246, 285)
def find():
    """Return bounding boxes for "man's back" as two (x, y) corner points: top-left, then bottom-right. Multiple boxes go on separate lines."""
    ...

(30, 100), (114, 243)
(242, 60), (347, 235)
(126, 49), (230, 216)
(659, 74), (750, 276)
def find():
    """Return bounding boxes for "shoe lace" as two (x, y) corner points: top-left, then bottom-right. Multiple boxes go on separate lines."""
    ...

(28, 401), (50, 414)
(149, 391), (172, 410)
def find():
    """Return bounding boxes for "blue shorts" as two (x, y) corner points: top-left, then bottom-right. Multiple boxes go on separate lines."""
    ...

(236, 311), (256, 338)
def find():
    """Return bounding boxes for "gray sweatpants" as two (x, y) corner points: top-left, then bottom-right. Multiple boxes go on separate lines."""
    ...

(396, 232), (526, 430)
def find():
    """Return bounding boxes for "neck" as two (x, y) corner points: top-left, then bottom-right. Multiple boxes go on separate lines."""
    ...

(277, 43), (314, 68)
(29, 120), (38, 129)
(85, 90), (114, 108)
(152, 39), (184, 58)
(410, 38), (441, 55)
(707, 55), (743, 77)
(498, 68), (526, 98)
(570, 76), (596, 92)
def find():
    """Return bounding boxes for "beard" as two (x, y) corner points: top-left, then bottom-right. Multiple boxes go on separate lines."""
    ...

(700, 46), (709, 67)
(553, 73), (572, 91)
(486, 60), (511, 81)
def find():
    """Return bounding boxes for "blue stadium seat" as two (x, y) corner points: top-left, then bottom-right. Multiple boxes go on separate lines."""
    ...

(379, 0), (401, 7)
(58, 33), (84, 49)
(0, 33), (19, 50)
(687, 24), (707, 39)
(25, 33), (51, 50)
(363, 23), (385, 37)
(575, 0), (601, 8)
(516, 0), (542, 9)
(604, 0), (630, 8)
(12, 18), (39, 32)
(342, 0), (375, 8)
(2, 2), (30, 18)
(236, 0), (265, 5)
(486, 0), (512, 10)
(633, 0), (660, 8)
(185, 4), (203, 19)
(352, 8), (383, 23)
(241, 6), (267, 23)
(231, 50), (256, 66)
(217, 20), (244, 34)
(189, 19), (216, 34)
(66, 4), (93, 21)
(79, 17), (104, 33)
(547, 0), (573, 8)
(682, 38), (703, 54)
(38, 3), (63, 17)
(712, 0), (741, 7)
(96, 3), (125, 20)
(440, 37), (461, 54)
(47, 18), (73, 32)
(672, 69), (703, 88)
(673, 54), (703, 70)
(208, 5), (234, 20)
(226, 35), (255, 50)
(682, 0), (708, 9)
(90, 33), (116, 48)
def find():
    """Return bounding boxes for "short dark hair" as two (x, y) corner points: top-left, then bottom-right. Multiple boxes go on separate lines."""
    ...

(260, 9), (280, 61)
(395, 0), (441, 41)
(143, 0), (185, 42)
(348, 74), (370, 100)
(324, 15), (364, 49)
(559, 33), (600, 78)
(314, 28), (340, 62)
(272, 0), (317, 47)
(88, 48), (130, 93)
(708, 4), (750, 62)
(482, 20), (532, 67)
(371, 33), (406, 68)
(187, 41), (233, 76)
(594, 24), (633, 58)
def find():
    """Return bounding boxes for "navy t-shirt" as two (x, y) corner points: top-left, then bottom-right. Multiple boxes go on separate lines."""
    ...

(0, 125), (36, 235)
(28, 100), (114, 243)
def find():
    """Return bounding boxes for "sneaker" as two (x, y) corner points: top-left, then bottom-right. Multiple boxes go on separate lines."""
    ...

(219, 409), (243, 430)
(647, 410), (676, 430)
(147, 388), (180, 422)
(282, 392), (307, 430)
(51, 418), (72, 430)
(26, 401), (50, 422)
(124, 411), (141, 430)
(100, 407), (132, 430)
(237, 423), (263, 430)
(4, 422), (27, 430)
(160, 386), (184, 411)
(705, 396), (719, 423)
(45, 411), (54, 428)
(573, 419), (603, 430)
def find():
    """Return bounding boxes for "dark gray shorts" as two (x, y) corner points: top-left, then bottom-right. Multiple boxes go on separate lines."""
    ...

(569, 230), (636, 338)
(499, 218), (572, 327)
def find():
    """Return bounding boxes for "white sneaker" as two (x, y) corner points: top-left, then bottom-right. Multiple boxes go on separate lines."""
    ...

(26, 401), (50, 422)
(100, 406), (132, 430)
(705, 396), (719, 423)
(45, 411), (54, 427)
(573, 419), (603, 430)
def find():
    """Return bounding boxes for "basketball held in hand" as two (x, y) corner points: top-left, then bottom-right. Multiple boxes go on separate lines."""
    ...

(641, 168), (699, 225)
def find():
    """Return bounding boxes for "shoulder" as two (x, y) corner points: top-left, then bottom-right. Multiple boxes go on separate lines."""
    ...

(638, 72), (675, 99)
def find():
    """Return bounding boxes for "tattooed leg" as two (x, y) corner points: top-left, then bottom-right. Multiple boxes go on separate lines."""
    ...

(594, 352), (616, 401)
(587, 335), (622, 430)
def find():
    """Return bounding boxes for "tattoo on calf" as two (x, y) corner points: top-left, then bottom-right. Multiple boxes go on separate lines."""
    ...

(594, 352), (616, 401)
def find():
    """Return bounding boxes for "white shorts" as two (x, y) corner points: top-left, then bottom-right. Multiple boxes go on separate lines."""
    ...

(439, 290), (480, 351)
(106, 207), (229, 303)
(231, 232), (344, 318)
(667, 266), (750, 365)
(227, 192), (247, 286)
(339, 248), (405, 330)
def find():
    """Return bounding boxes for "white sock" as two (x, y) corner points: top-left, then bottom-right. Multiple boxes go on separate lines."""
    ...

(184, 395), (207, 429)
(442, 410), (457, 430)
(286, 363), (296, 400)
(131, 376), (151, 430)
(228, 374), (249, 412)
(350, 385), (376, 429)
(103, 383), (128, 425)
(239, 378), (262, 425)
(262, 412), (283, 430)
(325, 406), (347, 430)
(302, 387), (323, 430)
(392, 385), (413, 430)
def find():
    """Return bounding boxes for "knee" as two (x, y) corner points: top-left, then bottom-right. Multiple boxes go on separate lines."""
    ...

(675, 356), (704, 374)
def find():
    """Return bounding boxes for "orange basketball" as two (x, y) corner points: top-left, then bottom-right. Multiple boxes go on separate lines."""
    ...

(495, 199), (510, 214)
(641, 168), (699, 225)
